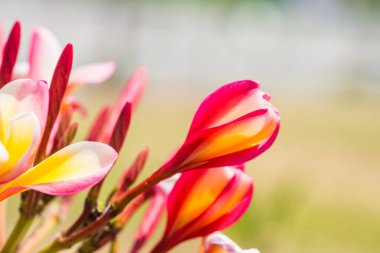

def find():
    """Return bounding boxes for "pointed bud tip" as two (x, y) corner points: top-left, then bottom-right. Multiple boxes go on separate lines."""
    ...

(13, 21), (21, 30)
(63, 43), (73, 55)
(136, 66), (148, 75)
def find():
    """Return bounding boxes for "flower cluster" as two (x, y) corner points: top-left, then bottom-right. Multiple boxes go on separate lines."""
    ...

(0, 21), (280, 253)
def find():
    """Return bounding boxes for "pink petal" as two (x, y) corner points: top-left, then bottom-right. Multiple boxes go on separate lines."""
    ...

(202, 233), (260, 253)
(87, 105), (111, 141)
(69, 61), (116, 85)
(183, 109), (278, 167)
(161, 108), (279, 173)
(115, 67), (147, 111)
(0, 141), (117, 201)
(28, 26), (61, 82)
(0, 79), (49, 133)
(12, 61), (30, 79)
(188, 80), (261, 136)
(94, 68), (146, 146)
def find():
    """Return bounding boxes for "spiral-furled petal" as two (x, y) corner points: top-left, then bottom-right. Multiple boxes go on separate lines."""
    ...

(152, 166), (253, 252)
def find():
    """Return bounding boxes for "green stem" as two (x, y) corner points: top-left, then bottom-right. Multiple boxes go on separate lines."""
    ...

(110, 240), (118, 253)
(0, 201), (6, 247)
(63, 200), (93, 237)
(112, 168), (169, 212)
(18, 202), (63, 253)
(38, 241), (65, 253)
(0, 215), (34, 253)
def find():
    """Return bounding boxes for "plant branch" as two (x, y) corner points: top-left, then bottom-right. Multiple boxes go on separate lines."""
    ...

(18, 200), (69, 253)
(0, 214), (33, 253)
(0, 201), (6, 248)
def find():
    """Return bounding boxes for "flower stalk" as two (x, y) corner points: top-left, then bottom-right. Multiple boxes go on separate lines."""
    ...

(77, 189), (154, 253)
(0, 214), (34, 253)
(18, 198), (72, 253)
(0, 201), (5, 247)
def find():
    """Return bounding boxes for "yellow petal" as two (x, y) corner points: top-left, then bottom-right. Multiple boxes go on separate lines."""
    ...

(0, 141), (117, 201)
(0, 113), (40, 183)
(171, 168), (233, 233)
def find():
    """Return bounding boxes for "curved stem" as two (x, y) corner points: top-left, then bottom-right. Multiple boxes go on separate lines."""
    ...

(150, 239), (172, 253)
(0, 201), (6, 247)
(78, 190), (154, 253)
(63, 200), (92, 237)
(18, 202), (64, 253)
(110, 240), (118, 253)
(112, 168), (168, 212)
(38, 211), (113, 253)
(37, 241), (65, 253)
(0, 215), (33, 253)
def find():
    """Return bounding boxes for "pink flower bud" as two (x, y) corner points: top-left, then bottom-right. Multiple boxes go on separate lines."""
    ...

(160, 80), (280, 174)
(152, 165), (253, 252)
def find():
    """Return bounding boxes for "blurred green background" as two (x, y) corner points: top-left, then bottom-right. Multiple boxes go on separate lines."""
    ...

(2, 0), (380, 252)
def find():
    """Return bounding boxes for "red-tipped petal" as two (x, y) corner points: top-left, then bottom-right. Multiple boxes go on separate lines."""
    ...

(157, 80), (280, 176)
(38, 44), (73, 157)
(184, 109), (278, 167)
(115, 148), (149, 195)
(0, 21), (3, 61)
(116, 67), (147, 111)
(188, 80), (261, 136)
(160, 108), (278, 173)
(49, 43), (73, 123)
(87, 105), (111, 141)
(96, 68), (146, 145)
(108, 102), (132, 152)
(0, 21), (21, 87)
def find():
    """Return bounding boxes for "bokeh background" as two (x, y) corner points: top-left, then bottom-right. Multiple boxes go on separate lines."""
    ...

(1, 0), (380, 252)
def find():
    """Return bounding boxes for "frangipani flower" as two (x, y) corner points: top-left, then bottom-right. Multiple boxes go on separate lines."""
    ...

(10, 26), (117, 154)
(15, 26), (116, 89)
(160, 80), (280, 174)
(200, 233), (260, 253)
(12, 25), (116, 118)
(152, 166), (253, 253)
(0, 79), (117, 201)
